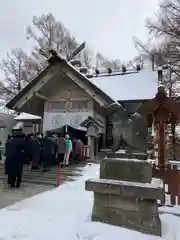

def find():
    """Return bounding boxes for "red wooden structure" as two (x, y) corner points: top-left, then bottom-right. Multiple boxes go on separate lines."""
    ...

(137, 86), (180, 205)
(81, 145), (90, 159)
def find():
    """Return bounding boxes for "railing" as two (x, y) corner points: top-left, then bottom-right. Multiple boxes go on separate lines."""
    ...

(152, 163), (180, 205)
(81, 145), (90, 159)
(148, 159), (180, 170)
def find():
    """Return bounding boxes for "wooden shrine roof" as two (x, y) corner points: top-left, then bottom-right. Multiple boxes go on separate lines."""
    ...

(137, 87), (180, 121)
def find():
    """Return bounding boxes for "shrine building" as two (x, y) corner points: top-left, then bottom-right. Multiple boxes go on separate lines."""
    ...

(6, 54), (158, 157)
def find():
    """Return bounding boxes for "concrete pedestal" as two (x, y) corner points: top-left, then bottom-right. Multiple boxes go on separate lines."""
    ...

(85, 157), (164, 236)
(86, 179), (163, 236)
(106, 151), (148, 160)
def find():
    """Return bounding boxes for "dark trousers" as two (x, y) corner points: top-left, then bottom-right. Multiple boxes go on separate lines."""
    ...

(7, 173), (22, 187)
(42, 154), (51, 169)
(52, 153), (57, 164)
(31, 155), (40, 169)
(58, 153), (64, 165)
(7, 164), (23, 187)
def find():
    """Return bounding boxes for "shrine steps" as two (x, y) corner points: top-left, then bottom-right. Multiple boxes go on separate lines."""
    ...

(0, 162), (87, 186)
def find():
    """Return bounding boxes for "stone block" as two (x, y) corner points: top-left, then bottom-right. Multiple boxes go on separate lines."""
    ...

(85, 179), (165, 201)
(93, 193), (159, 216)
(107, 152), (147, 160)
(91, 205), (161, 236)
(100, 158), (152, 183)
(94, 193), (138, 211)
(130, 152), (148, 160)
(138, 199), (159, 216)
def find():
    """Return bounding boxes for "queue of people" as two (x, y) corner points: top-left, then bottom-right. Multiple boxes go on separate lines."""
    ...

(4, 131), (84, 188)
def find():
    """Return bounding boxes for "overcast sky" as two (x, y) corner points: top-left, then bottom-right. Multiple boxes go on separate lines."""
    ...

(0, 0), (158, 63)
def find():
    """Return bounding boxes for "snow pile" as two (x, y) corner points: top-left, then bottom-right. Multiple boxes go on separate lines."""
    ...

(0, 164), (179, 239)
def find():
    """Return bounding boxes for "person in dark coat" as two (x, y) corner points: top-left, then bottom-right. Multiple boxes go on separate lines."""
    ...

(35, 133), (44, 165)
(4, 135), (12, 176)
(57, 135), (65, 167)
(73, 139), (83, 162)
(41, 136), (53, 172)
(6, 132), (25, 188)
(23, 134), (32, 164)
(30, 134), (41, 170)
(52, 134), (58, 164)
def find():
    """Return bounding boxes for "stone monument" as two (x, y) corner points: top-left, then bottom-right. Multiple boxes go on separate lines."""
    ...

(107, 102), (148, 154)
(85, 157), (164, 236)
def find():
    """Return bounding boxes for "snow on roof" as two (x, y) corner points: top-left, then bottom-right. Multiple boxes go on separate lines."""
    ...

(90, 68), (158, 101)
(14, 113), (41, 120)
(12, 121), (24, 130)
(0, 105), (15, 115)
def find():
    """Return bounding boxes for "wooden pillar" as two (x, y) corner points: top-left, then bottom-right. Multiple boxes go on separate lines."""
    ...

(88, 136), (95, 160)
(105, 116), (109, 148)
(87, 124), (98, 161)
(95, 136), (99, 155)
(102, 134), (106, 149)
(172, 121), (176, 160)
(157, 120), (165, 166)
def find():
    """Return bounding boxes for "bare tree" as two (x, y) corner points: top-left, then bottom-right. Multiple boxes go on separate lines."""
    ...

(145, 0), (180, 68)
(27, 13), (81, 63)
(95, 52), (148, 73)
(136, 0), (180, 150)
(27, 13), (78, 58)
(95, 52), (122, 72)
(76, 46), (93, 69)
(147, 0), (180, 40)
(0, 48), (41, 101)
(0, 13), (94, 101)
(27, 13), (94, 68)
(126, 54), (151, 69)
(132, 0), (180, 73)
(145, 0), (180, 94)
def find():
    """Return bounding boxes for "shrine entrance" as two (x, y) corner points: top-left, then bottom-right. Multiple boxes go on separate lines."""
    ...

(47, 125), (87, 144)
(138, 85), (180, 205)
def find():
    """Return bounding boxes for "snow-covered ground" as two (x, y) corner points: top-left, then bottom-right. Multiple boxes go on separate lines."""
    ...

(0, 163), (179, 239)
